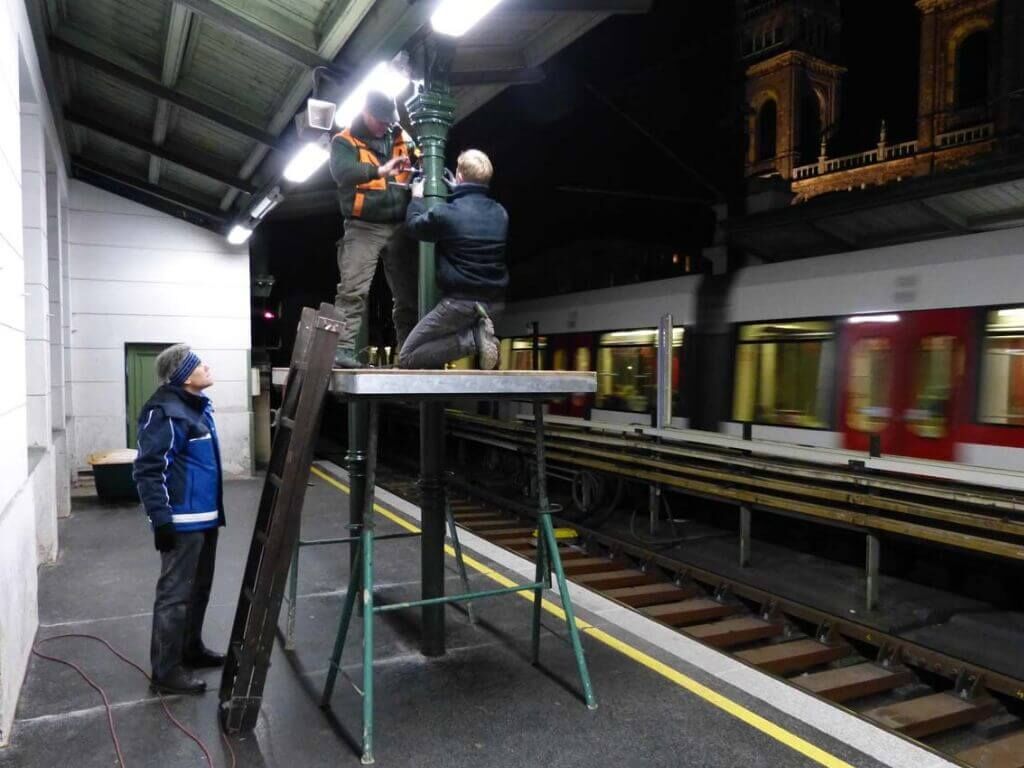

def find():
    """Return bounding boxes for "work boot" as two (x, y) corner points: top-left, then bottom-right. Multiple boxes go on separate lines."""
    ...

(150, 667), (207, 695)
(183, 645), (226, 669)
(333, 346), (361, 369)
(472, 303), (499, 370)
(471, 303), (499, 370)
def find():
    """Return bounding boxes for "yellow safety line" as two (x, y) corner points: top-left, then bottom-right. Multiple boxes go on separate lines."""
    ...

(310, 465), (854, 768)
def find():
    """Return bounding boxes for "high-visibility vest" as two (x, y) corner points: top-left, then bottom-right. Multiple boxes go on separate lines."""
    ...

(335, 127), (412, 218)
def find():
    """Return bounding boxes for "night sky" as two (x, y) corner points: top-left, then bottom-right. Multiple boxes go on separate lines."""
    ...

(252, 0), (924, 359)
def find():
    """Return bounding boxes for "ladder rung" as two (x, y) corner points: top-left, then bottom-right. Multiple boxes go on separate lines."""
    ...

(279, 417), (295, 430)
(268, 473), (282, 488)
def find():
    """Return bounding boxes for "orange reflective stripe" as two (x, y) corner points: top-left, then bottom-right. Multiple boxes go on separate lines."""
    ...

(337, 127), (411, 217)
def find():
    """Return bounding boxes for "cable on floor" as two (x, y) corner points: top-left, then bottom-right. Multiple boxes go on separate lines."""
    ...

(31, 633), (236, 768)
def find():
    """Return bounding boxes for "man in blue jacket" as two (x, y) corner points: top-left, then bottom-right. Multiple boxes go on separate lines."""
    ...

(400, 149), (508, 369)
(133, 344), (225, 695)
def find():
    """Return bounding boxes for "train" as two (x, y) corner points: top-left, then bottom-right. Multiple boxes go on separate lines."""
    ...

(493, 226), (1024, 471)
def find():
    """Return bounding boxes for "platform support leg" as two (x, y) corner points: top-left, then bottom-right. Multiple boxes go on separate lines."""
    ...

(866, 533), (880, 612)
(739, 505), (752, 568)
(320, 544), (361, 707)
(348, 401), (369, 615)
(445, 501), (475, 624)
(531, 522), (546, 664)
(360, 403), (380, 765)
(532, 400), (596, 709)
(420, 402), (446, 656)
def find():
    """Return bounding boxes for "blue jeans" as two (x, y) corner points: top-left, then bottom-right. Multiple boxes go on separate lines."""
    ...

(399, 298), (503, 369)
(151, 529), (218, 679)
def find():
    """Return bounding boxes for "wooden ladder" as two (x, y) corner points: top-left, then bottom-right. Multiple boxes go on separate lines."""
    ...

(219, 303), (343, 733)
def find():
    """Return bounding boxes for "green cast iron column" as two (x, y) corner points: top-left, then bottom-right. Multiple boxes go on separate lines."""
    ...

(406, 69), (456, 657)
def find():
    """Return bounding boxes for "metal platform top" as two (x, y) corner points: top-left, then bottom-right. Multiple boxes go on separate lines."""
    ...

(271, 368), (596, 399)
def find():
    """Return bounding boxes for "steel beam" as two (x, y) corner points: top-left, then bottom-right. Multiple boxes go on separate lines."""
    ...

(174, 0), (332, 69)
(507, 0), (652, 11)
(866, 533), (880, 611)
(150, 2), (194, 184)
(50, 36), (280, 148)
(739, 505), (752, 567)
(450, 66), (545, 86)
(72, 157), (226, 230)
(66, 110), (257, 194)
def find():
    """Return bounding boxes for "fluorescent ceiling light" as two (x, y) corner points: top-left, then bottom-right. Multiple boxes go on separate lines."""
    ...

(848, 313), (900, 324)
(431, 0), (503, 37)
(283, 142), (329, 183)
(251, 189), (282, 219)
(227, 225), (252, 245)
(334, 62), (410, 129)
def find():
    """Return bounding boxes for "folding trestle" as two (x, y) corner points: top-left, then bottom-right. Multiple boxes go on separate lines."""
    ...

(320, 398), (597, 765)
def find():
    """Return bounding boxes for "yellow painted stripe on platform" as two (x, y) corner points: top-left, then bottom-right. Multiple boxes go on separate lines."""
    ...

(310, 466), (853, 768)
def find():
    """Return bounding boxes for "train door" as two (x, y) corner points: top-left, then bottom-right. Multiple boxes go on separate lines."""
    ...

(548, 333), (594, 416)
(841, 310), (969, 460)
(898, 309), (969, 460)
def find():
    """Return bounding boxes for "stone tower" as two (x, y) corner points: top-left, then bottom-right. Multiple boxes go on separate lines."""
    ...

(741, 0), (847, 180)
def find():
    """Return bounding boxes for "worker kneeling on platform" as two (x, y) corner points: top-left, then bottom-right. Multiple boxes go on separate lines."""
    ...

(132, 344), (225, 695)
(400, 149), (508, 369)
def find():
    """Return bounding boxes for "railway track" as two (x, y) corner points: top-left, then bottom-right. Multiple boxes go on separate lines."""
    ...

(373, 467), (1024, 768)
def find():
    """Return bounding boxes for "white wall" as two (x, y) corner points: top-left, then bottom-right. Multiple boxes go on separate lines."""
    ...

(67, 181), (253, 476)
(0, 0), (70, 745)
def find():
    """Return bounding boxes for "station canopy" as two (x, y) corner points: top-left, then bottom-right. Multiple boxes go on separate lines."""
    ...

(29, 0), (651, 233)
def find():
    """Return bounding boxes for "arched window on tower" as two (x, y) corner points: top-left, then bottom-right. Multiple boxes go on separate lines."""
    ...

(800, 90), (823, 164)
(956, 29), (990, 110)
(758, 100), (777, 161)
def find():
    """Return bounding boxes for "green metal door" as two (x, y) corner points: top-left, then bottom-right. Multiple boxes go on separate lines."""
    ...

(125, 343), (171, 446)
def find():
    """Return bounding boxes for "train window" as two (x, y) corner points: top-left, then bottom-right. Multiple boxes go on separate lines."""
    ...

(596, 328), (683, 413)
(846, 338), (892, 433)
(979, 308), (1024, 425)
(732, 320), (835, 427)
(503, 336), (546, 370)
(907, 335), (955, 439)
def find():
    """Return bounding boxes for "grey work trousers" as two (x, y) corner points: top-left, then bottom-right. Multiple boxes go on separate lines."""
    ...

(151, 528), (218, 679)
(399, 298), (503, 369)
(335, 219), (419, 353)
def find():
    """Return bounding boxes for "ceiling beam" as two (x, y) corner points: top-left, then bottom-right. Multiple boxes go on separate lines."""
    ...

(173, 0), (332, 69)
(50, 36), (281, 148)
(66, 110), (258, 194)
(450, 66), (545, 86)
(916, 198), (972, 233)
(72, 157), (227, 231)
(504, 0), (652, 12)
(808, 218), (859, 248)
(151, 3), (194, 185)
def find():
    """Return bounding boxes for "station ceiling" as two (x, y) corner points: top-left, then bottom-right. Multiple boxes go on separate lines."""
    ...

(29, 0), (651, 233)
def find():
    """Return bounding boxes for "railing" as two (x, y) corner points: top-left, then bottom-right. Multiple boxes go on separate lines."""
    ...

(792, 140), (920, 181)
(936, 123), (994, 148)
(884, 140), (918, 159)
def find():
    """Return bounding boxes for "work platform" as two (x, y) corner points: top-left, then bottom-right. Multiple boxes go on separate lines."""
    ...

(2, 478), (964, 768)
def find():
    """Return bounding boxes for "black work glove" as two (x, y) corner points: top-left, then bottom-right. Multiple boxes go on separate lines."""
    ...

(154, 523), (177, 553)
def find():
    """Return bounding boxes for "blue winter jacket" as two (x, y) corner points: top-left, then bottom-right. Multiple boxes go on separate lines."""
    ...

(405, 183), (509, 301)
(132, 385), (225, 532)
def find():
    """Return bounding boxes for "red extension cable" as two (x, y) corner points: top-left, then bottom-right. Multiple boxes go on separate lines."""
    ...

(31, 634), (236, 768)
